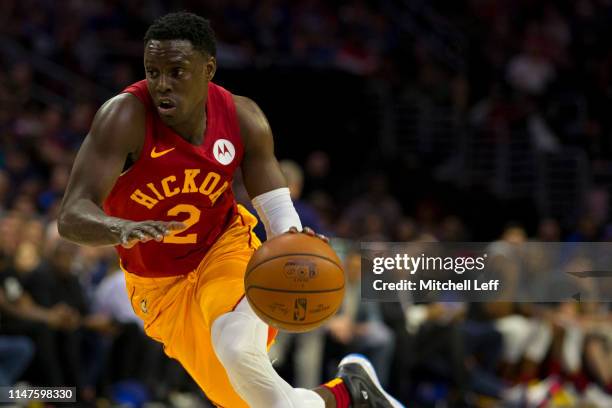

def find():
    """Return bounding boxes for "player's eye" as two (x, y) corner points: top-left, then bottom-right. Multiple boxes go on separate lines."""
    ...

(146, 69), (158, 79)
(172, 68), (184, 78)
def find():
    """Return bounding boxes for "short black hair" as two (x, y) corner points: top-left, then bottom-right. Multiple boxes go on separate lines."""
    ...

(144, 12), (217, 57)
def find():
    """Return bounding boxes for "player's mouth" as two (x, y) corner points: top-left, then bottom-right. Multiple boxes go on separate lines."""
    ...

(157, 98), (177, 115)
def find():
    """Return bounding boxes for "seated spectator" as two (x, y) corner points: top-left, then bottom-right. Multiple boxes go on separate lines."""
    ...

(325, 251), (395, 386)
(91, 265), (151, 388)
(0, 288), (34, 386)
(280, 159), (326, 235)
(0, 335), (34, 386)
(582, 303), (612, 403)
(22, 239), (117, 400)
(336, 173), (402, 239)
(0, 255), (79, 386)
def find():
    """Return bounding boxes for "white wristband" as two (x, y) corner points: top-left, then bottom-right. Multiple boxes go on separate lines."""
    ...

(252, 187), (302, 239)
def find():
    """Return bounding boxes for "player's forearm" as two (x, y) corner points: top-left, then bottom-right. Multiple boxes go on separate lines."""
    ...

(58, 198), (126, 246)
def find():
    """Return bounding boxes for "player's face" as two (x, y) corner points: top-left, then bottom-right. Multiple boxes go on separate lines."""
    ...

(144, 39), (216, 126)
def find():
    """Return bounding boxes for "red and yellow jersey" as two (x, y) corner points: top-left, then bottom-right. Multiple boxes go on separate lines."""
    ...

(103, 80), (244, 277)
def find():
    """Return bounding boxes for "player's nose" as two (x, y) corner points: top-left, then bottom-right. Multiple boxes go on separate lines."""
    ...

(155, 74), (172, 94)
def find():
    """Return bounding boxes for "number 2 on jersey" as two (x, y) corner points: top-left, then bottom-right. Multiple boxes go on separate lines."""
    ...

(163, 204), (201, 244)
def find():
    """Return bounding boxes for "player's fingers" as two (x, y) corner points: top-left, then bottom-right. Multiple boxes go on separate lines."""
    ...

(120, 230), (136, 247)
(139, 225), (163, 241)
(132, 229), (152, 242)
(146, 222), (171, 236)
(315, 233), (330, 244)
(165, 221), (187, 232)
(120, 239), (137, 249)
(288, 226), (299, 233)
(148, 221), (185, 236)
(302, 226), (315, 236)
(122, 228), (153, 245)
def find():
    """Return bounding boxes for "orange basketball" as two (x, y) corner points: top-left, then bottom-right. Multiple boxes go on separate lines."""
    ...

(244, 233), (345, 333)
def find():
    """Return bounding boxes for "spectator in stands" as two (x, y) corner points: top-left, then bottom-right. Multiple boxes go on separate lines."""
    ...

(303, 151), (332, 198)
(0, 282), (34, 386)
(91, 264), (167, 397)
(280, 159), (325, 234)
(337, 173), (402, 239)
(23, 239), (115, 399)
(537, 218), (562, 241)
(0, 170), (11, 214)
(582, 303), (612, 403)
(0, 333), (34, 386)
(325, 251), (395, 386)
(37, 165), (69, 214)
(437, 215), (469, 242)
(0, 253), (78, 386)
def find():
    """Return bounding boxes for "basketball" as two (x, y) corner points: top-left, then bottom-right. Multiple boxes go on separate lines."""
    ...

(245, 233), (345, 333)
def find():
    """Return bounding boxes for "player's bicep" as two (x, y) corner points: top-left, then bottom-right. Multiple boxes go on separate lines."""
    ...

(235, 96), (286, 198)
(242, 147), (286, 199)
(64, 135), (126, 205)
(62, 94), (144, 207)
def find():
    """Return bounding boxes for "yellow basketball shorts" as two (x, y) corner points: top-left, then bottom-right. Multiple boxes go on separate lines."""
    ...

(123, 205), (277, 408)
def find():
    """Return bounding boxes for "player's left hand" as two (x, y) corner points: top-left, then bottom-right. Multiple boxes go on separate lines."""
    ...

(288, 226), (329, 244)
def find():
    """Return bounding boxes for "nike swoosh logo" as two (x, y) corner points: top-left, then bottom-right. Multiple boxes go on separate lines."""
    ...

(150, 147), (175, 158)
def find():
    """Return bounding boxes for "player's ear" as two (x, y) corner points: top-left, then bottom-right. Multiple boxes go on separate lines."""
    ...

(205, 56), (216, 81)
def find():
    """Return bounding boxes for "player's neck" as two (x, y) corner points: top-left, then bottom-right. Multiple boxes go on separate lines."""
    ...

(172, 101), (207, 146)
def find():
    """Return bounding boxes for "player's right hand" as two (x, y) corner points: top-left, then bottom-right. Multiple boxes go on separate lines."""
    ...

(118, 220), (186, 248)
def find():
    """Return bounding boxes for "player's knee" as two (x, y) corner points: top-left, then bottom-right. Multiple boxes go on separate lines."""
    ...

(211, 314), (235, 361)
(211, 312), (265, 374)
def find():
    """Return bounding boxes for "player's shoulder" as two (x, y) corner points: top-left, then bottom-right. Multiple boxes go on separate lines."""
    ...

(92, 92), (145, 131)
(88, 92), (146, 153)
(97, 92), (145, 120)
(231, 94), (272, 150)
(232, 94), (262, 117)
(231, 94), (268, 131)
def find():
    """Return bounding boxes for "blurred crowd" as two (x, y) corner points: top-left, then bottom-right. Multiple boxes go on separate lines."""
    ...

(0, 218), (204, 406)
(1, 0), (612, 407)
(264, 160), (612, 408)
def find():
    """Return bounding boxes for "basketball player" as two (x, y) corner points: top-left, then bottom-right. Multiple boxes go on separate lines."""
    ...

(58, 12), (403, 408)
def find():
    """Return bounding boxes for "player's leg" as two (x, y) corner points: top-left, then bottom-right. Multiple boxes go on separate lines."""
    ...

(198, 205), (404, 407)
(212, 297), (406, 408)
(124, 246), (405, 407)
(211, 297), (326, 408)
